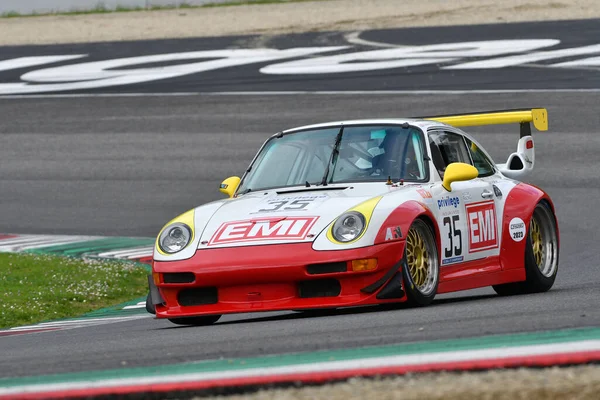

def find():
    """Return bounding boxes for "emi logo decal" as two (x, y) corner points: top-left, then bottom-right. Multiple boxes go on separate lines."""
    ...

(209, 216), (318, 245)
(466, 200), (498, 252)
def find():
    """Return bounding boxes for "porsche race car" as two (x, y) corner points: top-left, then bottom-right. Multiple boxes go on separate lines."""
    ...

(147, 108), (559, 326)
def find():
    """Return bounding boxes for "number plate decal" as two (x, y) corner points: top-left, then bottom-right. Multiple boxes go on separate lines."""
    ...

(442, 214), (463, 265)
(253, 194), (329, 213)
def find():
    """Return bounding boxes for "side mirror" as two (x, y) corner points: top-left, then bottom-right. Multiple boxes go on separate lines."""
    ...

(442, 163), (478, 191)
(219, 176), (241, 198)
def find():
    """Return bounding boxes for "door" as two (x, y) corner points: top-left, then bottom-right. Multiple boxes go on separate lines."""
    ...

(428, 130), (501, 266)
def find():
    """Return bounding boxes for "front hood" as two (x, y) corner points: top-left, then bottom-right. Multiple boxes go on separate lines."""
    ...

(198, 184), (384, 248)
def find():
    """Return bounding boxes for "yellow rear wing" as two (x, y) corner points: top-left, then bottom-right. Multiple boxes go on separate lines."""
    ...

(421, 108), (548, 137)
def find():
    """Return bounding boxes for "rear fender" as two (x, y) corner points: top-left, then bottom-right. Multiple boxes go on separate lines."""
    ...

(501, 183), (558, 270)
(375, 200), (440, 251)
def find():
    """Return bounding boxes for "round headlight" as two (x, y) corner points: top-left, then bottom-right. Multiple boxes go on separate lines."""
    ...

(159, 223), (192, 254)
(332, 211), (366, 243)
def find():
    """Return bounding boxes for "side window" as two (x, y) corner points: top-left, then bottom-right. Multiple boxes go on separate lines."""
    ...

(464, 138), (495, 177)
(428, 131), (471, 178)
(402, 129), (428, 180)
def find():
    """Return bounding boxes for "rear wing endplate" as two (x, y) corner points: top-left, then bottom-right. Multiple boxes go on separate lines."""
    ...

(422, 108), (548, 137)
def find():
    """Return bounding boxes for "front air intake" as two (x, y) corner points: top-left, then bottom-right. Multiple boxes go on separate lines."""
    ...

(297, 279), (341, 298)
(306, 262), (347, 275)
(177, 287), (218, 306)
(163, 272), (195, 284)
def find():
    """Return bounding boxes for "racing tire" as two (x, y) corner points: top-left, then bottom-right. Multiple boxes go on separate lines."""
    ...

(493, 202), (559, 296)
(168, 315), (222, 326)
(145, 292), (155, 314)
(402, 218), (439, 307)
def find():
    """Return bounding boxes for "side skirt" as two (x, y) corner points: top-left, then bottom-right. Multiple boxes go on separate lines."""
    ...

(438, 268), (525, 294)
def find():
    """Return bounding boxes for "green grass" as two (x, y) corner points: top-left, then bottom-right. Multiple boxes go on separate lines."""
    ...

(0, 0), (324, 18)
(0, 253), (148, 329)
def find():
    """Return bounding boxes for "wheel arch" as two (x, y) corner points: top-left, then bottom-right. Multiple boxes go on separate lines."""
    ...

(375, 200), (440, 254)
(501, 183), (559, 271)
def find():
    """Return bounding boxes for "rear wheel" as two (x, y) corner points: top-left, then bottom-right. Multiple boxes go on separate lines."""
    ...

(493, 202), (559, 296)
(402, 219), (439, 306)
(168, 315), (221, 326)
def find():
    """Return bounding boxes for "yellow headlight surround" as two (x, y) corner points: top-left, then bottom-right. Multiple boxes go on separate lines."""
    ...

(327, 196), (382, 245)
(155, 209), (195, 256)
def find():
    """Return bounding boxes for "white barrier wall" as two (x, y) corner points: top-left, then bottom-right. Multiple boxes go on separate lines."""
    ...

(1, 0), (232, 15)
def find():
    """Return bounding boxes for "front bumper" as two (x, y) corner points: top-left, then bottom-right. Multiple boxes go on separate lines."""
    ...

(151, 241), (405, 318)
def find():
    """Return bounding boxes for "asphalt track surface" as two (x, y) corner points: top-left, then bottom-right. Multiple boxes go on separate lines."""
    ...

(1, 20), (600, 379)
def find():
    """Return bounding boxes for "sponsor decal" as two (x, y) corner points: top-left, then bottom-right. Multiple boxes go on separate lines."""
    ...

(493, 185), (503, 199)
(441, 209), (460, 217)
(437, 196), (460, 209)
(209, 216), (318, 245)
(442, 256), (464, 265)
(466, 200), (498, 252)
(417, 189), (432, 199)
(509, 217), (527, 242)
(254, 194), (328, 213)
(385, 226), (403, 241)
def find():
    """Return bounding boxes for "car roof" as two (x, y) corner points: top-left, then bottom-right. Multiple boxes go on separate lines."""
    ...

(278, 118), (492, 163)
(281, 119), (449, 135)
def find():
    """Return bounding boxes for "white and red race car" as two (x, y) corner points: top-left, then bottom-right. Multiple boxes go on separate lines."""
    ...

(147, 108), (559, 326)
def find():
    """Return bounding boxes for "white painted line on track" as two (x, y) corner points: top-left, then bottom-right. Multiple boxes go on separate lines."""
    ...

(0, 236), (68, 246)
(96, 246), (154, 259)
(0, 237), (93, 252)
(123, 302), (146, 310)
(1, 339), (599, 396)
(344, 31), (405, 48)
(0, 93), (201, 99)
(8, 315), (150, 331)
(205, 89), (600, 95)
(126, 252), (153, 259)
(1, 89), (600, 99)
(14, 239), (97, 251)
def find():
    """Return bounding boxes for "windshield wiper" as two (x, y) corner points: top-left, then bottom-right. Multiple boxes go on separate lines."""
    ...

(320, 126), (344, 186)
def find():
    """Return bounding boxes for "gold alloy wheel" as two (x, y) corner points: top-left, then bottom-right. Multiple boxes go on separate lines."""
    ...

(406, 225), (430, 290)
(529, 204), (558, 278)
(530, 216), (544, 267)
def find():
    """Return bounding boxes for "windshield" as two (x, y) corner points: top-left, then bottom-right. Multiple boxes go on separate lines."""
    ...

(237, 124), (428, 193)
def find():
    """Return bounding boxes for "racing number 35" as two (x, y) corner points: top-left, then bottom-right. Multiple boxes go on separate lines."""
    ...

(443, 215), (462, 258)
(258, 199), (313, 212)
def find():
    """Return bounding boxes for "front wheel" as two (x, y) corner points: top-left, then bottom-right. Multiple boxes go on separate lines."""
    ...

(145, 292), (155, 314)
(402, 218), (439, 306)
(168, 315), (222, 326)
(493, 202), (559, 296)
